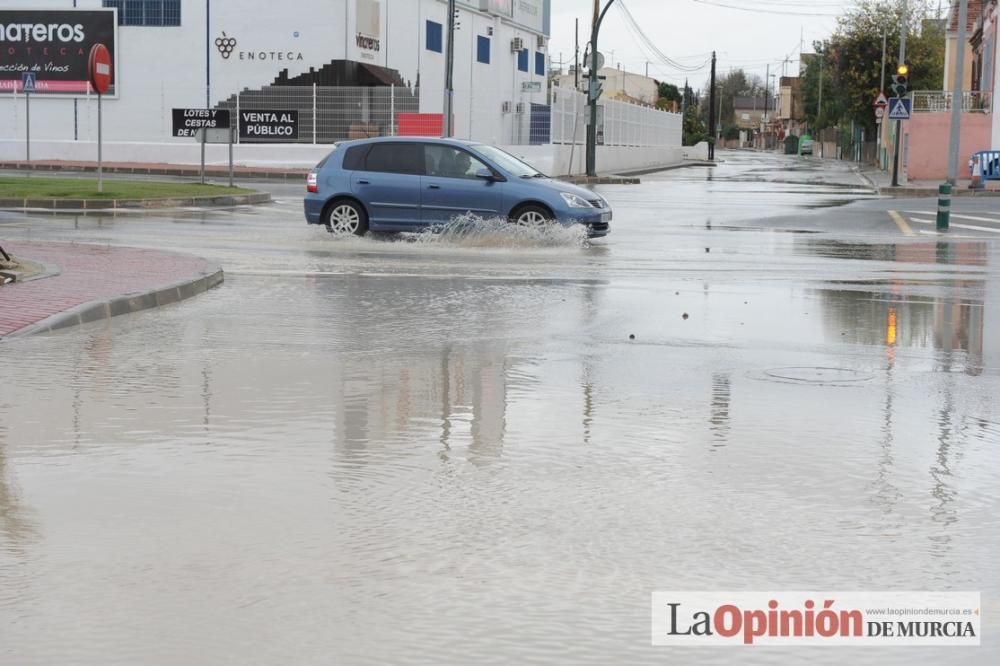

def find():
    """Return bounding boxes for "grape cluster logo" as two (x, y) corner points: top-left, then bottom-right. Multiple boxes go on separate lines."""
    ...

(215, 32), (236, 59)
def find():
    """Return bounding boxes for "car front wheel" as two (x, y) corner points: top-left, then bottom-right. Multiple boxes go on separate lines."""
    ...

(325, 200), (369, 236)
(510, 204), (554, 227)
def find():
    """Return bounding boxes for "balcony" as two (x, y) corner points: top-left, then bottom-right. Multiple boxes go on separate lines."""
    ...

(910, 91), (993, 113)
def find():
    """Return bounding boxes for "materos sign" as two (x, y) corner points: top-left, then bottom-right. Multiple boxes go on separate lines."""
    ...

(0, 9), (117, 95)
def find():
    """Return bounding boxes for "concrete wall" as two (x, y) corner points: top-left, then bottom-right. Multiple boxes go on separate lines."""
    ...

(902, 112), (992, 180)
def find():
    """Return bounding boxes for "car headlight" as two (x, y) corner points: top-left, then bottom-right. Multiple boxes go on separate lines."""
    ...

(560, 192), (593, 208)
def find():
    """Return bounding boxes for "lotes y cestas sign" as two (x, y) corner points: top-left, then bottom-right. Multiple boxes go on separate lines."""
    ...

(0, 9), (117, 95)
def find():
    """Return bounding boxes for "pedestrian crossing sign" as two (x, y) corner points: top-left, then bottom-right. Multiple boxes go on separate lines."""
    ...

(887, 97), (911, 120)
(21, 72), (36, 93)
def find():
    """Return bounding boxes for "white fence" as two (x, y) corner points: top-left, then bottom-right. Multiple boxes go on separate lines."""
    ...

(2, 84), (682, 150)
(549, 88), (681, 148)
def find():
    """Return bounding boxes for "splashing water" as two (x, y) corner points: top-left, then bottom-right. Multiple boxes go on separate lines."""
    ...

(415, 214), (591, 248)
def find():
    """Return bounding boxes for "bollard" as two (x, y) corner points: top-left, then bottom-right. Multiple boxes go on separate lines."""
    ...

(936, 183), (952, 231)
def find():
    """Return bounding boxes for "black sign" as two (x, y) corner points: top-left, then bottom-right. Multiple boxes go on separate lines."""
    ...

(0, 9), (116, 95)
(172, 109), (232, 137)
(239, 110), (299, 141)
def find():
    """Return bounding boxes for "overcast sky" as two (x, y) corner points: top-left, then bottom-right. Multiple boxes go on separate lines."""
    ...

(547, 0), (862, 89)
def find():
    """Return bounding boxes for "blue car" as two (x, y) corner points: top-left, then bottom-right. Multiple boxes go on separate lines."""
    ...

(304, 137), (611, 237)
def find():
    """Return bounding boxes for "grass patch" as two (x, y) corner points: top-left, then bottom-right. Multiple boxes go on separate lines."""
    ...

(0, 176), (254, 200)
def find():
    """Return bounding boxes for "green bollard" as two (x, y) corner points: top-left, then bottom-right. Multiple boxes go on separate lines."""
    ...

(936, 183), (951, 231)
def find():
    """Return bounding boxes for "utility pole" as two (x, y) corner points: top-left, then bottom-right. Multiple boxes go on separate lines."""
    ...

(818, 56), (823, 126)
(891, 0), (908, 187)
(947, 0), (969, 185)
(708, 51), (717, 160)
(586, 0), (617, 176)
(574, 18), (580, 90)
(879, 30), (886, 157)
(764, 63), (770, 125)
(444, 0), (456, 137)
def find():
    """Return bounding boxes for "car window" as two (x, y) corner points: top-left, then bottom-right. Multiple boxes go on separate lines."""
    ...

(364, 143), (425, 175)
(342, 145), (371, 170)
(425, 145), (489, 180)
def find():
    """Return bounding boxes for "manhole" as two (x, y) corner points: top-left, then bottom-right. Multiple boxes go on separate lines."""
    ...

(761, 366), (874, 386)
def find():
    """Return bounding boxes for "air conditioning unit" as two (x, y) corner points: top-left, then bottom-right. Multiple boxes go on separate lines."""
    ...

(537, 35), (546, 49)
(501, 101), (512, 113)
(515, 102), (525, 114)
(487, 26), (494, 36)
(511, 37), (523, 53)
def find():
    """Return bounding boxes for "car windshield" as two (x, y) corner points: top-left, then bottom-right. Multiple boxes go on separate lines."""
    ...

(472, 145), (546, 178)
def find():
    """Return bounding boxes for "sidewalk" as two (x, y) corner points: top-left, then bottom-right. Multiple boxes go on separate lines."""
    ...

(859, 165), (1000, 197)
(0, 159), (309, 181)
(0, 241), (222, 339)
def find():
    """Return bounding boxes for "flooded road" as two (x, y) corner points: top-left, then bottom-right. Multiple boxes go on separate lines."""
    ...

(1, 152), (998, 664)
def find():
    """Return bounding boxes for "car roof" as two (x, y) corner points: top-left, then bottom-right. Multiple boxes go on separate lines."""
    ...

(337, 136), (480, 148)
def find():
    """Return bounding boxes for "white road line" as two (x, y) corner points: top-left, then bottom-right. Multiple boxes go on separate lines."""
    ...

(905, 210), (1000, 224)
(916, 230), (981, 238)
(908, 217), (1000, 234)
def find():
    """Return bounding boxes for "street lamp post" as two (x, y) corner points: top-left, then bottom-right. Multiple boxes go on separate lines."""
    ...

(586, 0), (617, 177)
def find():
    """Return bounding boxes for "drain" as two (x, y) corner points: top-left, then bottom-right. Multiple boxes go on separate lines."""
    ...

(761, 366), (874, 386)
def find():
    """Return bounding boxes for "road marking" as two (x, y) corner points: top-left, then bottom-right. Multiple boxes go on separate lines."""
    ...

(904, 210), (1000, 224)
(908, 217), (1000, 234)
(916, 230), (981, 238)
(888, 210), (914, 236)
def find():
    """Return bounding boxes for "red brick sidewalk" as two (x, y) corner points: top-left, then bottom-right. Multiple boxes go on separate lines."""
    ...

(0, 159), (308, 180)
(0, 241), (222, 338)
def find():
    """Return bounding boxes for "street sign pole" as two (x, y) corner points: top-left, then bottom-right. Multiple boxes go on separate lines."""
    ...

(25, 89), (30, 164)
(89, 44), (112, 194)
(98, 93), (103, 193)
(201, 131), (206, 185)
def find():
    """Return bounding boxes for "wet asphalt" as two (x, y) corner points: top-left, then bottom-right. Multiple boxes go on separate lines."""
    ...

(0, 151), (998, 664)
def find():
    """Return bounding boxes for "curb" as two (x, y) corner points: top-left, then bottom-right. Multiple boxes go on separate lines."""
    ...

(563, 160), (719, 185)
(0, 161), (308, 181)
(878, 186), (1000, 198)
(0, 192), (271, 212)
(3, 263), (224, 339)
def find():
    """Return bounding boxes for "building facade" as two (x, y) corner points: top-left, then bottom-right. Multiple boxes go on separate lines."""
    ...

(2, 0), (551, 145)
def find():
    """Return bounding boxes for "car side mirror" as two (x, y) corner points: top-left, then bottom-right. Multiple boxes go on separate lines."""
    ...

(475, 168), (496, 181)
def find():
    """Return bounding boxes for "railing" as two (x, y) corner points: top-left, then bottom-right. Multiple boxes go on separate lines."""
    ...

(911, 91), (993, 113)
(1, 84), (683, 149)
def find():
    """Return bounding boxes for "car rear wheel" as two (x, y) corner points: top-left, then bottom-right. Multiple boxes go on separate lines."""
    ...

(510, 204), (554, 227)
(325, 200), (368, 236)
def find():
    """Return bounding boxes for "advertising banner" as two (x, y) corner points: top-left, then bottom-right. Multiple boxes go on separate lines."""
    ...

(0, 9), (117, 96)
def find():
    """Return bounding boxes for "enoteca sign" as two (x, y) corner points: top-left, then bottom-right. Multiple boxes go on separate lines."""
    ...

(0, 8), (118, 96)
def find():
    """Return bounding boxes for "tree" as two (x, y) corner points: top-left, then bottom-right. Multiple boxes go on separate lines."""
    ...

(800, 0), (944, 134)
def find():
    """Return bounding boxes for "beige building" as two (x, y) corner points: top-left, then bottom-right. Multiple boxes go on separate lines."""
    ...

(555, 66), (659, 106)
(733, 96), (774, 129)
(944, 1), (982, 91)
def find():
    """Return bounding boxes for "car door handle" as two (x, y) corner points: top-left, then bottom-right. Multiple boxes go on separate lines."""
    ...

(428, 184), (441, 189)
(357, 179), (370, 185)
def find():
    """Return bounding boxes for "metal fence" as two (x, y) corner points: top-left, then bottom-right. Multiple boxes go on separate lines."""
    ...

(2, 84), (682, 148)
(911, 91), (993, 113)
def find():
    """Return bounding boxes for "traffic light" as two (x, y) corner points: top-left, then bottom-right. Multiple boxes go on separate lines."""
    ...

(891, 64), (909, 97)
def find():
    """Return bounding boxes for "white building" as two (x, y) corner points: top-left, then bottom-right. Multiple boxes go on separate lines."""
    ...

(2, 1), (550, 144)
(555, 66), (659, 106)
(2, 0), (684, 174)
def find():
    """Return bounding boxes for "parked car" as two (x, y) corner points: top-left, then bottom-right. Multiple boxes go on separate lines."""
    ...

(799, 137), (815, 156)
(304, 137), (612, 237)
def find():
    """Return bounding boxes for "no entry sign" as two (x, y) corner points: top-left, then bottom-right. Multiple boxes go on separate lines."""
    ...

(89, 43), (112, 95)
(172, 108), (231, 137)
(239, 110), (299, 141)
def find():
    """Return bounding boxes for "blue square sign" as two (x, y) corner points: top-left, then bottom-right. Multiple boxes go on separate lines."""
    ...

(21, 72), (36, 93)
(887, 97), (911, 120)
